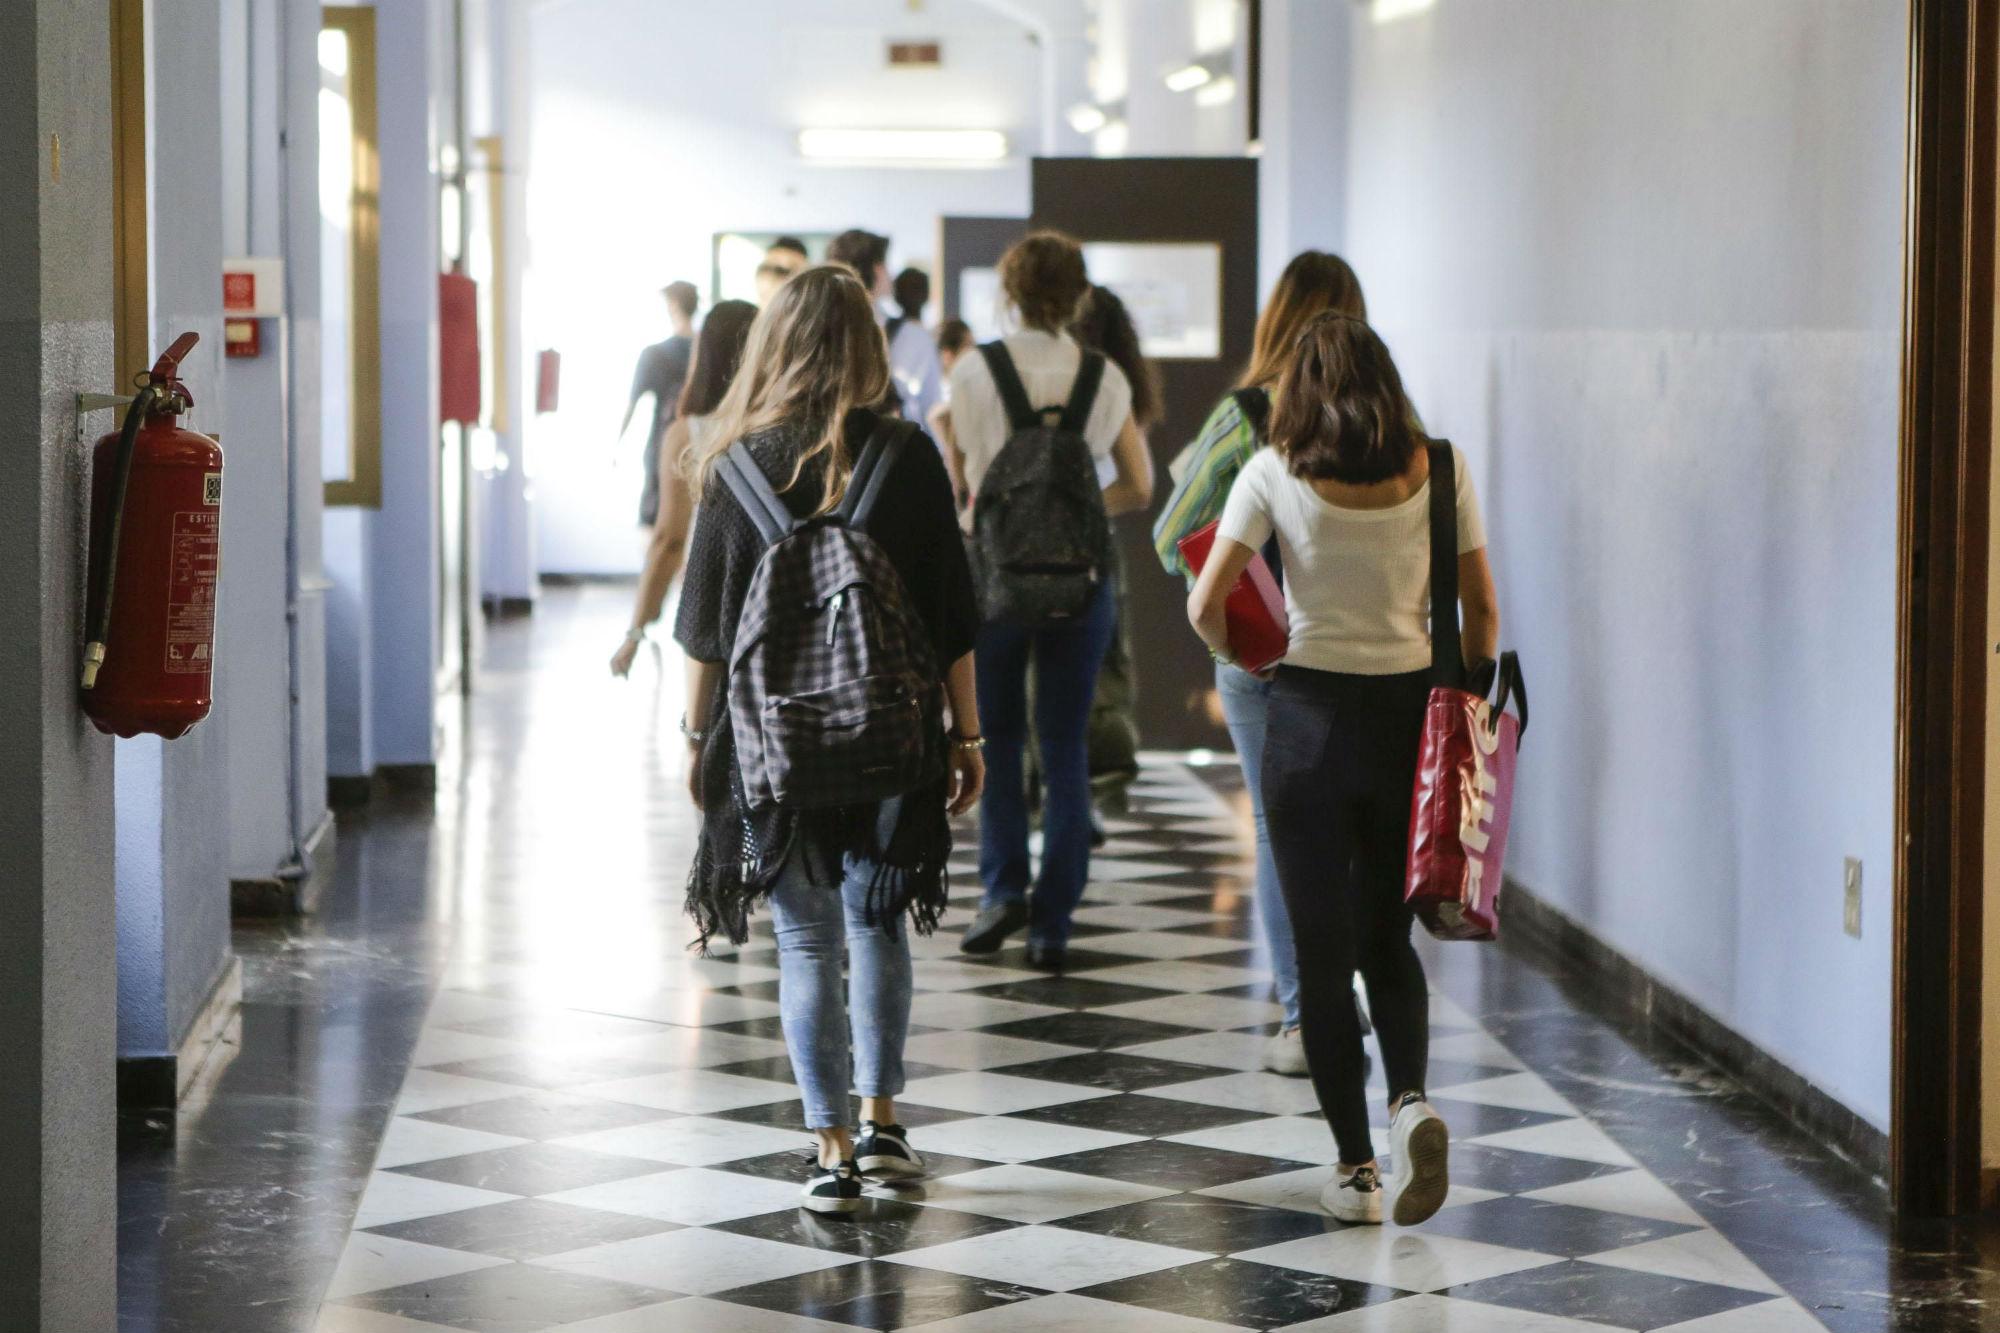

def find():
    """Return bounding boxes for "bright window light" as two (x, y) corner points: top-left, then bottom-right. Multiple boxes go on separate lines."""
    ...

(1372, 0), (1438, 23)
(1194, 75), (1237, 108)
(1163, 64), (1213, 93)
(1067, 103), (1108, 135)
(317, 28), (348, 76)
(796, 128), (1008, 164)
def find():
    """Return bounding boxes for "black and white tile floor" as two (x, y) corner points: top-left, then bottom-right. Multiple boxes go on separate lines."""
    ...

(314, 760), (1824, 1332)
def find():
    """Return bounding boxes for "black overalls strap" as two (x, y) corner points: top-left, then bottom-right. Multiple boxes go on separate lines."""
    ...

(837, 416), (920, 531)
(718, 444), (796, 548)
(977, 342), (1041, 434)
(1058, 352), (1107, 434)
(1426, 441), (1465, 691)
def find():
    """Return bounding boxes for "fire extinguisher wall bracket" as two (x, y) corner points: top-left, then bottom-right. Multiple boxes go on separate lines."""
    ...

(80, 331), (224, 740)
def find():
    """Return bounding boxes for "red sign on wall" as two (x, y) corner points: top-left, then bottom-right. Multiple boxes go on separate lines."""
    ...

(224, 318), (261, 359)
(223, 271), (256, 312)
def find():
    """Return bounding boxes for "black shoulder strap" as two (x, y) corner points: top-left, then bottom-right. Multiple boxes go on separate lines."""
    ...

(1427, 441), (1464, 689)
(719, 443), (795, 547)
(1231, 386), (1271, 440)
(1059, 352), (1106, 435)
(837, 416), (919, 530)
(978, 342), (1039, 434)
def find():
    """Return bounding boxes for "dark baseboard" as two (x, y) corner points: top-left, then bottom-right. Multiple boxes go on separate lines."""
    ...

(485, 595), (534, 618)
(230, 814), (337, 918)
(1501, 878), (1889, 1184)
(117, 956), (244, 1114)
(380, 762), (437, 795)
(328, 773), (373, 810)
(538, 572), (638, 587)
(329, 763), (438, 810)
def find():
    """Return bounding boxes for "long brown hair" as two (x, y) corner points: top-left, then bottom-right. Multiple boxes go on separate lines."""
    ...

(1267, 312), (1423, 485)
(687, 266), (891, 514)
(1070, 284), (1164, 430)
(1240, 251), (1366, 390)
(676, 299), (758, 419)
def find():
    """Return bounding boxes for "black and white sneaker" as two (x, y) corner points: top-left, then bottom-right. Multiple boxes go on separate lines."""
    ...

(801, 1158), (862, 1214)
(1319, 1164), (1384, 1224)
(855, 1121), (925, 1180)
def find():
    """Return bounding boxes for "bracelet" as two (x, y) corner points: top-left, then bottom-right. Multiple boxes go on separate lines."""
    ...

(623, 628), (646, 646)
(680, 715), (707, 745)
(950, 734), (986, 751)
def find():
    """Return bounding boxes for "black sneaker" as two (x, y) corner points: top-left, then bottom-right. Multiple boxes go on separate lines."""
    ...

(801, 1158), (862, 1214)
(960, 899), (1028, 954)
(854, 1121), (925, 1179)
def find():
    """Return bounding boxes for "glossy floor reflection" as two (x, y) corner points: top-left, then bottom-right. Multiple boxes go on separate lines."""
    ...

(120, 585), (2000, 1332)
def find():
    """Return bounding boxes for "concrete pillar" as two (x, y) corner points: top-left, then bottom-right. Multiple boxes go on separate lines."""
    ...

(0, 4), (120, 1325)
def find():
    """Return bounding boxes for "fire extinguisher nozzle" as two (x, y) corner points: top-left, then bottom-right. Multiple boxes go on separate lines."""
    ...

(81, 641), (105, 690)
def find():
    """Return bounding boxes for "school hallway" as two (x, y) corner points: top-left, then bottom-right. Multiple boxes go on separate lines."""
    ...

(108, 586), (1981, 1333)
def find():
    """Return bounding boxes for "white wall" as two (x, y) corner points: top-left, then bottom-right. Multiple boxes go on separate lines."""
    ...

(524, 0), (1042, 575)
(1342, 0), (1906, 1129)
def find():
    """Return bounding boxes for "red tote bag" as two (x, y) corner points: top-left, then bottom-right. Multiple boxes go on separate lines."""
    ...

(1177, 520), (1289, 675)
(1403, 444), (1528, 941)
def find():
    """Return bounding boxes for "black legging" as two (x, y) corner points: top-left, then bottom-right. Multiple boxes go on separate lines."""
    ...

(1261, 665), (1432, 1166)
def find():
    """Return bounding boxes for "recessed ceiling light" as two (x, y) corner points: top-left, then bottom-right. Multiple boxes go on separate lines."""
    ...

(1163, 64), (1213, 93)
(796, 128), (1008, 164)
(1067, 103), (1108, 134)
(1371, 0), (1438, 24)
(1194, 75), (1236, 108)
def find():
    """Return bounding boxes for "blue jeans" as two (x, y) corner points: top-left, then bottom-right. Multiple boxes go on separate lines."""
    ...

(975, 581), (1118, 948)
(1217, 664), (1302, 1028)
(768, 850), (913, 1129)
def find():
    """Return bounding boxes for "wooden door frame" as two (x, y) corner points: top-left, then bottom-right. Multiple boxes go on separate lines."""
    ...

(1894, 0), (1998, 1217)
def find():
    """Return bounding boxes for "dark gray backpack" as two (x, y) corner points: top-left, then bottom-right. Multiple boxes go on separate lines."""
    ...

(969, 342), (1112, 627)
(720, 419), (941, 811)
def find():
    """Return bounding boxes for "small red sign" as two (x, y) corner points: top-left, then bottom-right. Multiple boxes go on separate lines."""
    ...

(223, 271), (256, 312)
(224, 318), (261, 358)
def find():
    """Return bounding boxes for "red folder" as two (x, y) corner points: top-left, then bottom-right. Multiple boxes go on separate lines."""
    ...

(1177, 521), (1289, 674)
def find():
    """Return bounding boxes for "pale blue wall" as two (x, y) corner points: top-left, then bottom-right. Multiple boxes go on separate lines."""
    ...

(1341, 0), (1905, 1129)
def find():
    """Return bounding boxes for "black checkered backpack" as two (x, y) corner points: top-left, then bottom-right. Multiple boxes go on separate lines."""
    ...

(718, 418), (942, 812)
(969, 342), (1113, 627)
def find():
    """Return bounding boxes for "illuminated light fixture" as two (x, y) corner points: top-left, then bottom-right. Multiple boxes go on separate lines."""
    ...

(317, 28), (348, 75)
(1194, 75), (1237, 108)
(796, 128), (1008, 163)
(1163, 63), (1213, 93)
(1067, 103), (1108, 135)
(1371, 0), (1438, 23)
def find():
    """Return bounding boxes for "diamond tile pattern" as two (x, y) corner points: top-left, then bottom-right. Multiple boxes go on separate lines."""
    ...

(319, 759), (1812, 1331)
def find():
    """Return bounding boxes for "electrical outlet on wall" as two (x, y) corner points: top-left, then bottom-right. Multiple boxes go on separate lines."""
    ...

(1843, 857), (1863, 938)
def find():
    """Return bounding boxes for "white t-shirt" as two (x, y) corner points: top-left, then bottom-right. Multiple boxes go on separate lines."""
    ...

(946, 328), (1134, 499)
(1218, 445), (1488, 676)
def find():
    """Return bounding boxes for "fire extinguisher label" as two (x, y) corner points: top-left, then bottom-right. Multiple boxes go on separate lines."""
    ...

(203, 472), (222, 506)
(165, 510), (219, 675)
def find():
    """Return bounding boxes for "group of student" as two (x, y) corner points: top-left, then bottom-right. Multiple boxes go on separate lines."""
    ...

(608, 231), (1498, 1230)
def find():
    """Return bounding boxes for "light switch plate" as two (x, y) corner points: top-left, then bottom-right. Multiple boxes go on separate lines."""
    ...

(1843, 858), (1863, 938)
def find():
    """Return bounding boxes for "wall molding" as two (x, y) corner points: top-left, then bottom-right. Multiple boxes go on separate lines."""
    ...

(116, 956), (243, 1114)
(1501, 878), (1889, 1185)
(230, 812), (338, 917)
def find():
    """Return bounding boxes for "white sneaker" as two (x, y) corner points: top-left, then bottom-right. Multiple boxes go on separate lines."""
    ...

(1388, 1097), (1450, 1225)
(1319, 1165), (1384, 1224)
(1262, 1026), (1309, 1077)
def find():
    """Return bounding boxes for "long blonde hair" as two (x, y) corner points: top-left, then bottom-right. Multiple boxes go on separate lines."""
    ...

(686, 265), (891, 515)
(1240, 251), (1366, 390)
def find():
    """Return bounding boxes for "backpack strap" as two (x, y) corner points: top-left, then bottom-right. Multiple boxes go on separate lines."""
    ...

(1059, 352), (1107, 435)
(719, 443), (796, 547)
(978, 342), (1040, 434)
(1231, 386), (1271, 440)
(838, 416), (920, 530)
(1426, 441), (1464, 690)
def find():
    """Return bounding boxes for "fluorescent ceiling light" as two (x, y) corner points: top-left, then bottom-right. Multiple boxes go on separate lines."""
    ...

(1371, 0), (1438, 24)
(1163, 64), (1213, 93)
(796, 128), (1008, 163)
(1194, 75), (1237, 108)
(1067, 103), (1108, 135)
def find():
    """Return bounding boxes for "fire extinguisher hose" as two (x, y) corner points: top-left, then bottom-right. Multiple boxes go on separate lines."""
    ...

(81, 383), (162, 690)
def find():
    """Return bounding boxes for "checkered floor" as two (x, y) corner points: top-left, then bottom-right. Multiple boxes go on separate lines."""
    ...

(314, 760), (1824, 1333)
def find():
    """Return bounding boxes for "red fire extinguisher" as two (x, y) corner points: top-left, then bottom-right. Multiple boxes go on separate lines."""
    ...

(81, 332), (224, 739)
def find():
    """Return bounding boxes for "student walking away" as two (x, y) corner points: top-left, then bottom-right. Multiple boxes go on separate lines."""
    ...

(928, 319), (977, 501)
(1065, 284), (1164, 826)
(1153, 250), (1370, 1077)
(621, 281), (700, 526)
(1187, 312), (1499, 1228)
(827, 230), (943, 424)
(675, 266), (985, 1213)
(948, 231), (1154, 969)
(756, 235), (810, 303)
(610, 300), (758, 677)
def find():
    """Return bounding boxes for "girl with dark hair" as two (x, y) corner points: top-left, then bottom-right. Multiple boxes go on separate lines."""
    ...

(1151, 250), (1371, 1077)
(612, 299), (759, 676)
(1187, 313), (1499, 1228)
(675, 267), (983, 1214)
